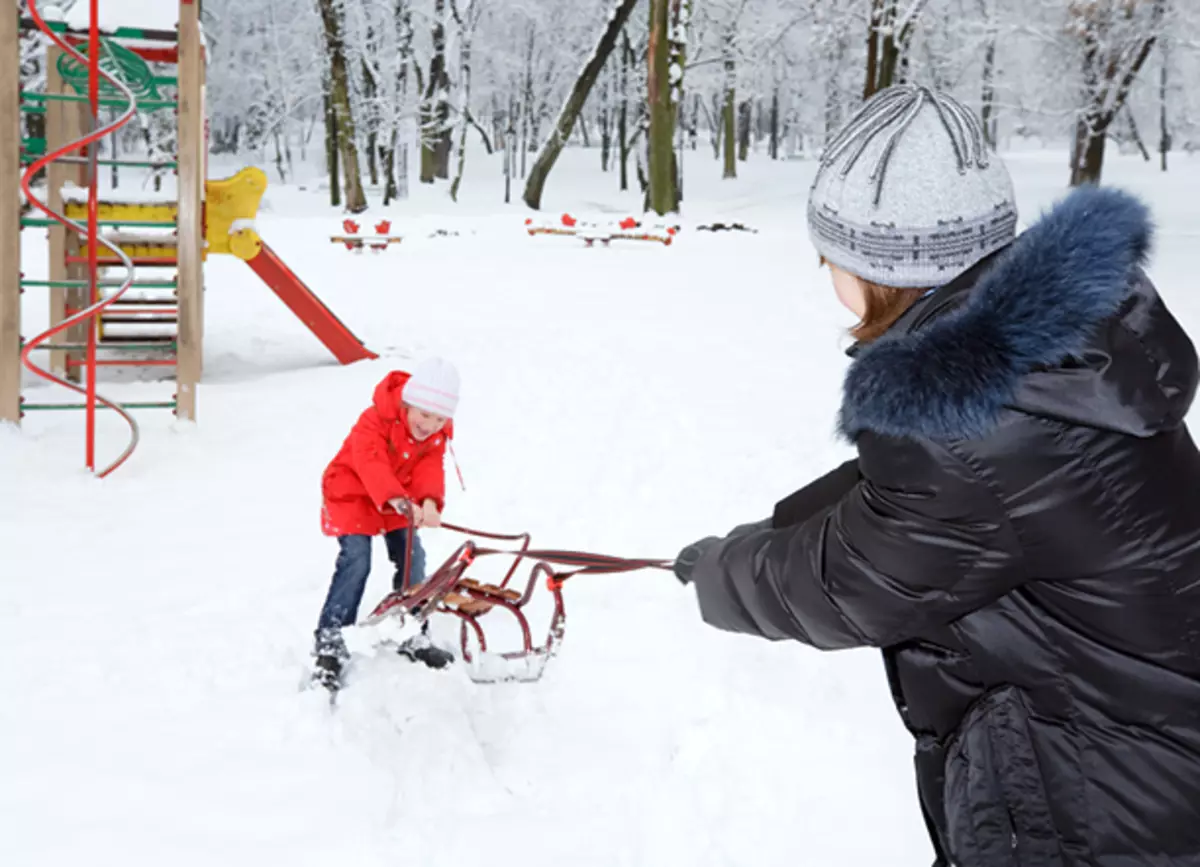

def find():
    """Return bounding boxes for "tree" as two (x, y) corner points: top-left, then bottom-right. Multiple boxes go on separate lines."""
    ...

(317, 0), (367, 211)
(863, 0), (929, 99)
(449, 0), (484, 201)
(521, 0), (641, 211)
(647, 0), (691, 213)
(1068, 0), (1167, 186)
(420, 0), (452, 183)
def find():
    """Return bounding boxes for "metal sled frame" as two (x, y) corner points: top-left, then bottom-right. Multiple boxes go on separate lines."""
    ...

(360, 502), (671, 683)
(361, 509), (567, 681)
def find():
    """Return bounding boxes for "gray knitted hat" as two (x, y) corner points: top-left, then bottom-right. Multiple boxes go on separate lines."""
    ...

(807, 84), (1017, 289)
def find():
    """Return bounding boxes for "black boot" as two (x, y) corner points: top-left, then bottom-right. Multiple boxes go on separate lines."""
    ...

(312, 629), (349, 690)
(313, 651), (343, 690)
(397, 623), (455, 670)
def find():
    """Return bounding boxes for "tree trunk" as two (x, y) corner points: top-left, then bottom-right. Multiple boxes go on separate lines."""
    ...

(600, 63), (612, 172)
(647, 0), (678, 215)
(362, 56), (379, 187)
(737, 99), (751, 162)
(980, 37), (997, 148)
(521, 0), (640, 210)
(325, 90), (341, 208)
(274, 129), (286, 182)
(689, 92), (700, 150)
(1068, 0), (1164, 187)
(317, 0), (366, 212)
(769, 88), (779, 159)
(863, 0), (924, 100)
(520, 31), (533, 179)
(1070, 121), (1108, 186)
(1159, 34), (1170, 172)
(391, 0), (414, 202)
(449, 0), (476, 203)
(619, 34), (630, 192)
(421, 0), (451, 184)
(1124, 106), (1151, 162)
(722, 41), (736, 179)
(863, 0), (883, 100)
(383, 130), (398, 204)
(505, 93), (517, 203)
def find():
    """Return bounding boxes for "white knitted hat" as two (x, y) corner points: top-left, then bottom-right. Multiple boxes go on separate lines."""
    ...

(401, 357), (460, 418)
(807, 84), (1018, 288)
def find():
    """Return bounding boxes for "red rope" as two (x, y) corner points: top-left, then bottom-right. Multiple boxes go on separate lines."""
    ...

(440, 521), (673, 582)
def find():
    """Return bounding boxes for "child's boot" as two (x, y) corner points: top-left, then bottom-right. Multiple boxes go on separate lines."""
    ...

(397, 622), (455, 669)
(312, 629), (349, 688)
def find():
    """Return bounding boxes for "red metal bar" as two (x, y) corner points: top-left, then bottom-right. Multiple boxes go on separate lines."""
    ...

(85, 0), (100, 471)
(19, 1), (142, 478)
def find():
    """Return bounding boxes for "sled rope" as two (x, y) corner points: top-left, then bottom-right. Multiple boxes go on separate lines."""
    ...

(365, 506), (675, 683)
(440, 521), (673, 588)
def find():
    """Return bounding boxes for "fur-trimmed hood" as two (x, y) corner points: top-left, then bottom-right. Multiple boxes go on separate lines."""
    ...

(839, 185), (1198, 442)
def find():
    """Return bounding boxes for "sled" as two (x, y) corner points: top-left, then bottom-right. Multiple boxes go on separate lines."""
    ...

(360, 503), (669, 684)
(361, 514), (566, 683)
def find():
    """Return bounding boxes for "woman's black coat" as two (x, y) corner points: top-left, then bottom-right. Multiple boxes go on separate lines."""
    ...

(686, 186), (1200, 866)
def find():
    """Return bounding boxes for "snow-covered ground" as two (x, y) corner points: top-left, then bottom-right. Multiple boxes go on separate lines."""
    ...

(4, 146), (1199, 866)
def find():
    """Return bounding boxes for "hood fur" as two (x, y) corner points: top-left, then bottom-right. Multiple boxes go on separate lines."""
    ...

(839, 185), (1154, 442)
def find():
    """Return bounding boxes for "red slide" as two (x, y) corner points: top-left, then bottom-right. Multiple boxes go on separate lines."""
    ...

(244, 243), (378, 365)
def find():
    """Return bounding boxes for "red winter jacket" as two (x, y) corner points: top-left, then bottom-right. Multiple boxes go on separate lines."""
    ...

(320, 371), (452, 537)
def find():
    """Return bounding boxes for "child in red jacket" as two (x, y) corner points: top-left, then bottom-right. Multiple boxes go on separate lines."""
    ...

(313, 357), (460, 684)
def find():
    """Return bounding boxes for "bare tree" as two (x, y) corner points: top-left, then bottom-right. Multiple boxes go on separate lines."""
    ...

(317, 0), (368, 211)
(521, 0), (641, 210)
(1068, 0), (1167, 186)
(449, 0), (483, 201)
(863, 0), (928, 99)
(648, 0), (691, 213)
(420, 0), (452, 183)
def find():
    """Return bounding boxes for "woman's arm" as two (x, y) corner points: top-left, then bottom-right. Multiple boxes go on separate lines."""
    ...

(684, 438), (1025, 649)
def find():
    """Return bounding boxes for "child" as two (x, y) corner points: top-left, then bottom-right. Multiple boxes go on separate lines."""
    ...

(313, 357), (460, 683)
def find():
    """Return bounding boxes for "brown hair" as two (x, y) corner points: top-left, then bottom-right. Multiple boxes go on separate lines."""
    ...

(821, 256), (928, 344)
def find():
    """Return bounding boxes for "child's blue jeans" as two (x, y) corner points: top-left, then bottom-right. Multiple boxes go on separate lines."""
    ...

(315, 529), (426, 654)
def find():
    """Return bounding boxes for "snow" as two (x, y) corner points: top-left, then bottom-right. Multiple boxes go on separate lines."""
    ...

(62, 0), (178, 33)
(5, 146), (1200, 866)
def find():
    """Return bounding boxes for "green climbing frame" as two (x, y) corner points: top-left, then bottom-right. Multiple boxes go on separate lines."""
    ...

(57, 36), (163, 102)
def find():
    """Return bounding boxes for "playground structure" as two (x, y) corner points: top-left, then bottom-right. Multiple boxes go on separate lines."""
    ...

(1, 1), (377, 477)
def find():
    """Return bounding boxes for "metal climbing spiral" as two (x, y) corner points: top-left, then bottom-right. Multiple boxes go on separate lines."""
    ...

(21, 0), (141, 478)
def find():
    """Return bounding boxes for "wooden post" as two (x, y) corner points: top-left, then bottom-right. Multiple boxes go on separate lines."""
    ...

(45, 44), (88, 381)
(0, 2), (19, 424)
(175, 0), (204, 422)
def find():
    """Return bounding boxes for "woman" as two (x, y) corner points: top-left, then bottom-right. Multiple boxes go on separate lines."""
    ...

(676, 84), (1200, 867)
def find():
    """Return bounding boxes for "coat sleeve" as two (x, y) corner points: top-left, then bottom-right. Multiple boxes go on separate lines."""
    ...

(772, 458), (861, 528)
(689, 436), (1026, 650)
(407, 445), (447, 511)
(348, 410), (409, 509)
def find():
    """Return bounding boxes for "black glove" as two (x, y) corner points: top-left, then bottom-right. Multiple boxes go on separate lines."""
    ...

(674, 519), (772, 586)
(673, 536), (721, 585)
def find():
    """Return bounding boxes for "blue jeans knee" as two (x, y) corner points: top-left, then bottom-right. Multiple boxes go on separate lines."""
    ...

(384, 528), (426, 591)
(316, 534), (373, 637)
